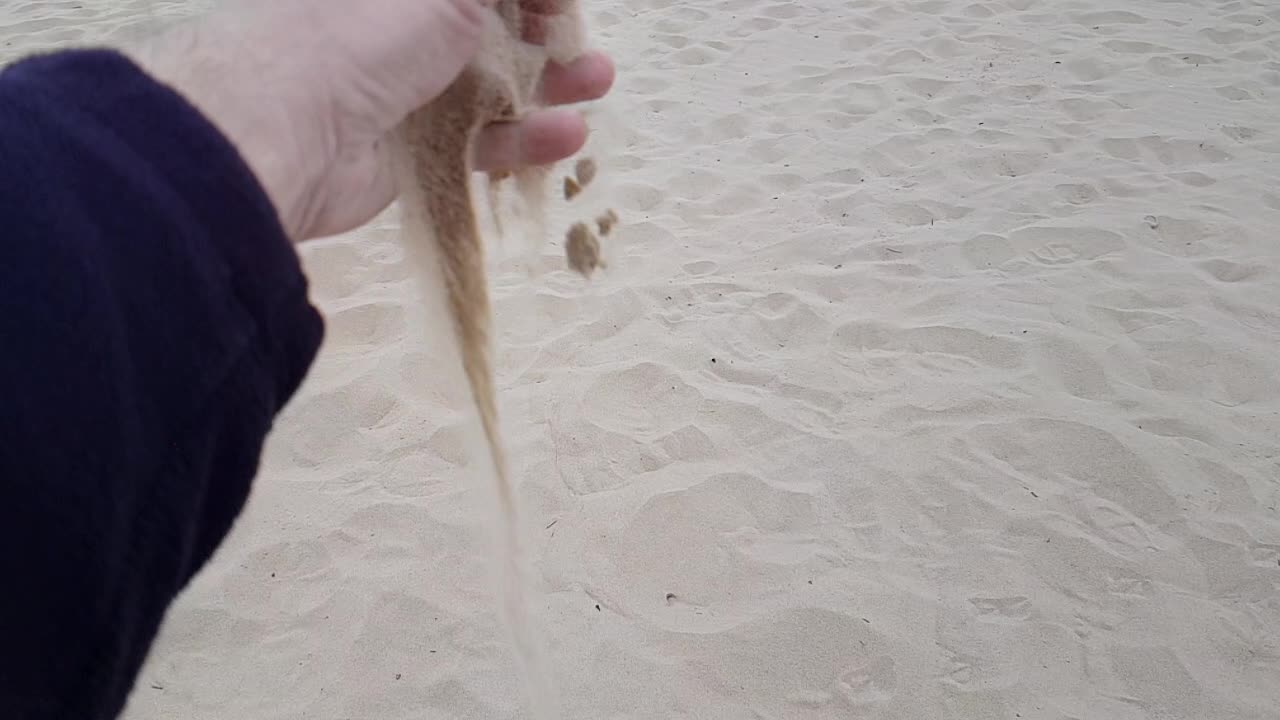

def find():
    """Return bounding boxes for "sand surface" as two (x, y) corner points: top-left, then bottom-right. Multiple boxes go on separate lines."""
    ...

(4, 0), (1280, 718)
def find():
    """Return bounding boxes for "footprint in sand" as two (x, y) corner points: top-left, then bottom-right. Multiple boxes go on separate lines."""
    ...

(669, 609), (894, 714)
(968, 595), (1033, 620)
(612, 474), (830, 620)
(962, 233), (1018, 268)
(970, 419), (1178, 525)
(326, 301), (408, 349)
(1007, 225), (1125, 265)
(833, 322), (1025, 371)
(285, 384), (399, 467)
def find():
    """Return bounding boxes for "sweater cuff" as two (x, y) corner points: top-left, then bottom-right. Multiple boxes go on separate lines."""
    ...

(4, 46), (324, 408)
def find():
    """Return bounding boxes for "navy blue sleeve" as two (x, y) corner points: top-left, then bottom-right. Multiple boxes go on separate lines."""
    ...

(0, 49), (324, 718)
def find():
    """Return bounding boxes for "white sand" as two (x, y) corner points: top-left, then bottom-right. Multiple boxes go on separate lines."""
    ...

(5, 1), (1280, 718)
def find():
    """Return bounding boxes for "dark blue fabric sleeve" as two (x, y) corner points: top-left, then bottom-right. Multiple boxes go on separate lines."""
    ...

(0, 48), (324, 718)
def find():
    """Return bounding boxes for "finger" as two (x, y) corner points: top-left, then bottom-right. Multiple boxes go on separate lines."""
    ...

(518, 0), (573, 45)
(518, 0), (565, 44)
(473, 108), (587, 173)
(519, 0), (564, 13)
(519, 10), (552, 45)
(539, 51), (615, 106)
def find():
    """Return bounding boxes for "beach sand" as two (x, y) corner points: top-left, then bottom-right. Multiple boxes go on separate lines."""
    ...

(4, 0), (1280, 718)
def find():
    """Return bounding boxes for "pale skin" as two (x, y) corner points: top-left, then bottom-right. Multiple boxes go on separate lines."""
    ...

(134, 5), (612, 712)
(127, 0), (615, 242)
(130, 0), (614, 525)
(130, 0), (614, 552)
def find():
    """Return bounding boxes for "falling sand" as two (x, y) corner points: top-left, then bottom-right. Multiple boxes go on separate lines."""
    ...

(390, 2), (615, 717)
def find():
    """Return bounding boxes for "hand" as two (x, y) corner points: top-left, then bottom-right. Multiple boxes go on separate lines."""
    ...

(128, 0), (614, 241)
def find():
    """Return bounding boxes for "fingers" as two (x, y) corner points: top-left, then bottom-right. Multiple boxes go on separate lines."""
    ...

(517, 0), (569, 44)
(519, 13), (550, 44)
(473, 109), (587, 173)
(518, 0), (565, 12)
(471, 50), (612, 173)
(539, 51), (614, 106)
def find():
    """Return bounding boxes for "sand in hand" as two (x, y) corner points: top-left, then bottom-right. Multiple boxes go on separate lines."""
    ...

(391, 2), (616, 716)
(3, 0), (1275, 718)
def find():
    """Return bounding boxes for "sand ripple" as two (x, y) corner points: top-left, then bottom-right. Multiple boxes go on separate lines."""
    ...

(6, 0), (1277, 718)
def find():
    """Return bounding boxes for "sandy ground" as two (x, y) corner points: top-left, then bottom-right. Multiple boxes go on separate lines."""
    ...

(4, 0), (1280, 718)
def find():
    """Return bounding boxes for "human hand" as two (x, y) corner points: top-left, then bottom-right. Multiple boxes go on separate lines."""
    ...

(129, 0), (614, 241)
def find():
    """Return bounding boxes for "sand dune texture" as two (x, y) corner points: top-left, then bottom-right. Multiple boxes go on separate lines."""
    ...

(3, 0), (1280, 718)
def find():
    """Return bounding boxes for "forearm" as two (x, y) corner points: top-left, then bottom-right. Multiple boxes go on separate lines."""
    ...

(0, 48), (322, 718)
